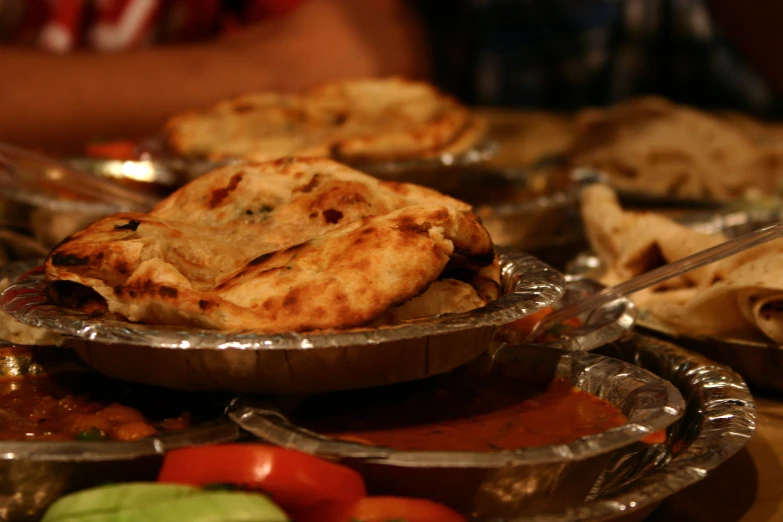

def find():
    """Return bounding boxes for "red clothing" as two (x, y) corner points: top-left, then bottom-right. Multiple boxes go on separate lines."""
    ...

(0, 0), (306, 53)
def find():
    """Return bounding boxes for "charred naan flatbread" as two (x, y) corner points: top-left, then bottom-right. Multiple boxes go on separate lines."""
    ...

(46, 158), (497, 332)
(581, 184), (783, 343)
(569, 97), (783, 200)
(164, 78), (483, 162)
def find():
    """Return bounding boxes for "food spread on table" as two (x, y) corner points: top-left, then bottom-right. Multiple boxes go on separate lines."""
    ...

(581, 183), (783, 343)
(0, 85), (772, 521)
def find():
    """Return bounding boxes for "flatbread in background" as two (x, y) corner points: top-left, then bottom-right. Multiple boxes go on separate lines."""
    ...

(476, 109), (575, 167)
(716, 111), (783, 148)
(568, 97), (783, 200)
(45, 158), (497, 333)
(580, 184), (783, 342)
(165, 77), (483, 163)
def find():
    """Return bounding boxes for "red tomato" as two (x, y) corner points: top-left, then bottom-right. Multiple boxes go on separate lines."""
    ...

(332, 496), (467, 522)
(85, 140), (138, 160)
(157, 444), (366, 517)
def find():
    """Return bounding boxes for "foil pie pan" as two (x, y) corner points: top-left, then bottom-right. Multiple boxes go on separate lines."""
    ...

(0, 249), (566, 394)
(67, 139), (498, 187)
(567, 207), (783, 392)
(229, 342), (685, 519)
(0, 343), (239, 522)
(496, 275), (637, 352)
(0, 143), (157, 250)
(523, 334), (755, 522)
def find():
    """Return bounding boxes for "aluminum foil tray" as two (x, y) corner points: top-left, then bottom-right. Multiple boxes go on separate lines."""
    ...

(0, 343), (239, 522)
(523, 334), (755, 522)
(496, 275), (637, 352)
(568, 207), (783, 392)
(229, 342), (685, 519)
(0, 249), (566, 394)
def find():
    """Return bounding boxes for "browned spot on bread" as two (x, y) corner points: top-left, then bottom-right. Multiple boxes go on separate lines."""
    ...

(208, 172), (244, 208)
(309, 211), (318, 218)
(333, 112), (348, 125)
(282, 287), (304, 311)
(232, 102), (257, 113)
(113, 286), (123, 296)
(394, 216), (432, 236)
(114, 260), (130, 275)
(380, 181), (409, 195)
(113, 219), (140, 232)
(198, 299), (216, 310)
(51, 253), (90, 267)
(295, 174), (320, 193)
(323, 209), (343, 224)
(159, 286), (178, 298)
(249, 252), (275, 266)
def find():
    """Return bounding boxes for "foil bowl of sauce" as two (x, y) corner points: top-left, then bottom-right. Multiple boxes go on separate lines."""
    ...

(229, 343), (684, 519)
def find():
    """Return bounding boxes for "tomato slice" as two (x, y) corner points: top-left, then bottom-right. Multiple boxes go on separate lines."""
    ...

(336, 496), (466, 522)
(157, 444), (366, 518)
(85, 140), (138, 160)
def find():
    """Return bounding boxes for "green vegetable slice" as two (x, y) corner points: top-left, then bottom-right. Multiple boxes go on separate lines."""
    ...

(43, 484), (289, 522)
(43, 483), (199, 521)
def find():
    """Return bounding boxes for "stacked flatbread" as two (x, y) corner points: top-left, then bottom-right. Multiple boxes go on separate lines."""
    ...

(582, 184), (783, 343)
(568, 97), (783, 200)
(45, 158), (499, 333)
(164, 78), (485, 163)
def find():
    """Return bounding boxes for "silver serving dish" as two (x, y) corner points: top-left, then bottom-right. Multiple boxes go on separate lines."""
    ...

(0, 250), (566, 394)
(0, 343), (239, 522)
(476, 167), (602, 250)
(522, 334), (755, 522)
(567, 207), (783, 391)
(229, 342), (684, 519)
(66, 157), (212, 189)
(67, 140), (497, 187)
(496, 276), (637, 352)
(0, 143), (158, 249)
(351, 139), (499, 178)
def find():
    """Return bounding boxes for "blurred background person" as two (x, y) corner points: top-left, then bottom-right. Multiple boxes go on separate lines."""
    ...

(418, 0), (783, 116)
(0, 0), (429, 153)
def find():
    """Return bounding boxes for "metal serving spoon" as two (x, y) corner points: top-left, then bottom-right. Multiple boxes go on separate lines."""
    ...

(527, 221), (783, 348)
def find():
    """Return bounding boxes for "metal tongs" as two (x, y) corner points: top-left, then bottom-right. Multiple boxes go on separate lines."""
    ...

(0, 141), (159, 212)
(527, 221), (783, 348)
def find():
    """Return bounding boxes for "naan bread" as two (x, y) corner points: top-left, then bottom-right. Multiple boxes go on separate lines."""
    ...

(581, 184), (783, 342)
(569, 97), (783, 200)
(45, 158), (497, 332)
(165, 77), (483, 163)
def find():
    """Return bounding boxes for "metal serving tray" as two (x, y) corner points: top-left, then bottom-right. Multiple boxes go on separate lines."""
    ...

(229, 342), (685, 519)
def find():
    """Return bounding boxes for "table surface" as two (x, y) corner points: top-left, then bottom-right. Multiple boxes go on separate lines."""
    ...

(480, 109), (783, 522)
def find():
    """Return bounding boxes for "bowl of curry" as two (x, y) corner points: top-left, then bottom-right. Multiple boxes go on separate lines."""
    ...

(229, 343), (683, 519)
(0, 343), (239, 522)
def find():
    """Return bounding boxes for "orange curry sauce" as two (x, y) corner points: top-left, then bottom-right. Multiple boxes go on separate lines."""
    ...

(0, 374), (191, 442)
(296, 377), (628, 452)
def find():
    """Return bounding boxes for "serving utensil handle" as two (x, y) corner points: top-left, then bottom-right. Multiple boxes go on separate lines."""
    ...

(528, 221), (783, 346)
